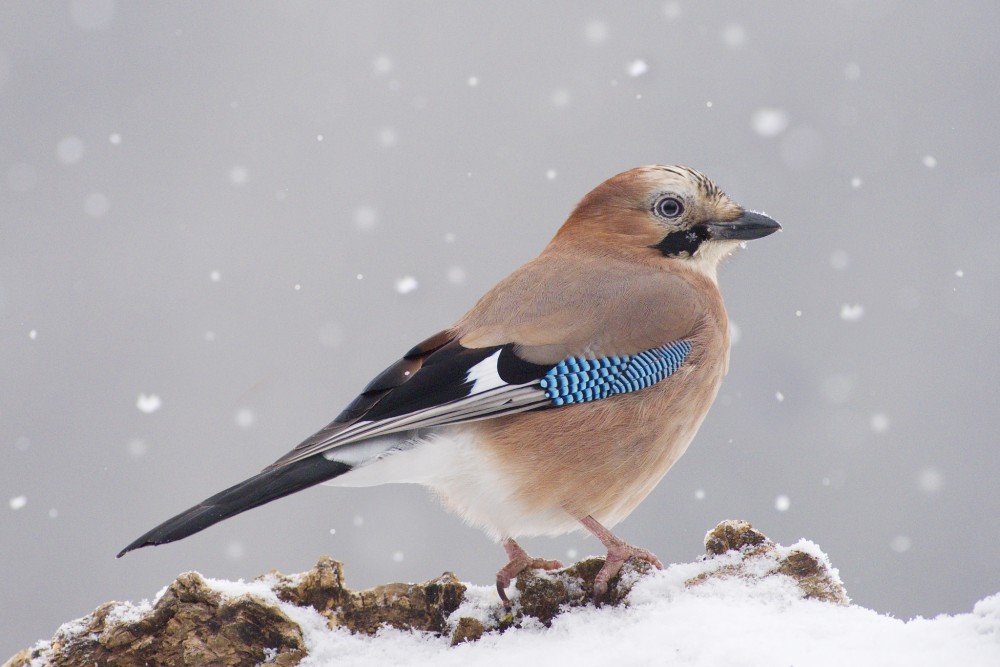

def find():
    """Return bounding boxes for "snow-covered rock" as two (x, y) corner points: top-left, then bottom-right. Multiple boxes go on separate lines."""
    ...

(6, 521), (998, 667)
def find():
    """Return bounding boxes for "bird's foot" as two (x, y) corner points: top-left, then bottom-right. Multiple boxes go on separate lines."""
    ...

(579, 514), (663, 600)
(496, 538), (563, 608)
(592, 542), (663, 599)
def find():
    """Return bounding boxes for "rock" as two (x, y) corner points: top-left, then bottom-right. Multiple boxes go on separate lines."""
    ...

(449, 617), (485, 646)
(4, 571), (305, 667)
(5, 521), (850, 665)
(691, 519), (849, 605)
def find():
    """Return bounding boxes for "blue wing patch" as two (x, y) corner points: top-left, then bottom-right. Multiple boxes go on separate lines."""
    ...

(540, 339), (692, 406)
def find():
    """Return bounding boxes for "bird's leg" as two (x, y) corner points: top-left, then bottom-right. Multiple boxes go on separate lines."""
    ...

(495, 537), (563, 607)
(581, 515), (663, 599)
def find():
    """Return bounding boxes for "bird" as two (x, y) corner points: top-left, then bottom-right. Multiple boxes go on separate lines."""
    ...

(118, 165), (780, 604)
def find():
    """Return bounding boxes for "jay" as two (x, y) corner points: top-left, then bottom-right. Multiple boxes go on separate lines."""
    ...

(119, 165), (781, 603)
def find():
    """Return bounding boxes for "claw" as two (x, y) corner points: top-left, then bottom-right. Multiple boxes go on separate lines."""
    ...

(495, 537), (563, 607)
(581, 515), (663, 600)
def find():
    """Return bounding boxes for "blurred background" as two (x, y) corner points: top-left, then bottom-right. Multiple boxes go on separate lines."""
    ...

(3, 0), (999, 657)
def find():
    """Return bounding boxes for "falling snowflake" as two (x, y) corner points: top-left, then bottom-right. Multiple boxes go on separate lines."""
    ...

(583, 19), (609, 45)
(372, 54), (393, 76)
(839, 303), (864, 321)
(136, 393), (162, 414)
(870, 413), (890, 434)
(395, 276), (419, 294)
(918, 467), (944, 493)
(627, 59), (648, 77)
(229, 165), (248, 186)
(751, 108), (790, 138)
(890, 535), (912, 553)
(235, 408), (256, 429)
(829, 250), (850, 271)
(57, 136), (85, 165)
(353, 206), (378, 231)
(551, 89), (571, 107)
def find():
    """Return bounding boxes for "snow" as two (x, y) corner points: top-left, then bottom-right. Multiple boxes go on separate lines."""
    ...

(56, 136), (84, 165)
(371, 55), (393, 76)
(918, 467), (944, 493)
(721, 24), (748, 48)
(583, 20), (609, 45)
(870, 412), (890, 433)
(228, 165), (248, 187)
(135, 393), (162, 414)
(202, 563), (1000, 667)
(663, 2), (682, 21)
(9, 495), (27, 510)
(751, 108), (789, 138)
(126, 438), (147, 457)
(626, 59), (648, 77)
(20, 545), (1000, 667)
(840, 303), (865, 321)
(830, 249), (850, 270)
(550, 89), (571, 107)
(225, 540), (245, 560)
(891, 535), (913, 553)
(774, 494), (790, 511)
(352, 205), (378, 231)
(378, 127), (398, 148)
(923, 155), (938, 169)
(234, 407), (255, 429)
(394, 276), (419, 294)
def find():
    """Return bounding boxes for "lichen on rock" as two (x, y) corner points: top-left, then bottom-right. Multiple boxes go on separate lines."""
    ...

(691, 519), (849, 605)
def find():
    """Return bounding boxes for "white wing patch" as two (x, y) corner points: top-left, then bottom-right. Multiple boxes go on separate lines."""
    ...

(465, 349), (506, 394)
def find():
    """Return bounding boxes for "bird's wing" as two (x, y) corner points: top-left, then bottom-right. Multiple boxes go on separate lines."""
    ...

(266, 330), (547, 468)
(268, 255), (705, 470)
(267, 328), (693, 470)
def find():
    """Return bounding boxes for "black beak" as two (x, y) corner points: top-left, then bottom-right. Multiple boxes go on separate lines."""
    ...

(705, 210), (781, 241)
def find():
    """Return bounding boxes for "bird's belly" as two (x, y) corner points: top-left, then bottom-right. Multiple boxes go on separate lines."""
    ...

(326, 426), (577, 540)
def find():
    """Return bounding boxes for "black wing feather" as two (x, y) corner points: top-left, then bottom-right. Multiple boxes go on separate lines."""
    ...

(266, 333), (554, 469)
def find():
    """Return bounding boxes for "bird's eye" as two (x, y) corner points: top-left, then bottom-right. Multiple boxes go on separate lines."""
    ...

(654, 197), (684, 219)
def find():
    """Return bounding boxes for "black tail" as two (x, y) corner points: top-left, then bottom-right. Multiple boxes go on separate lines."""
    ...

(117, 455), (351, 558)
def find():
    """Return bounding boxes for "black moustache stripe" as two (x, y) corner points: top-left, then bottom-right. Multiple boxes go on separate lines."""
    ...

(652, 225), (710, 257)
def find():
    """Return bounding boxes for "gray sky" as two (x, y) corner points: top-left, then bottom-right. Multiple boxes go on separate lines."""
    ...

(3, 0), (999, 657)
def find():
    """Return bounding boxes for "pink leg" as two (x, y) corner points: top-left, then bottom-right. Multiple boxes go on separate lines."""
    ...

(495, 537), (563, 607)
(581, 515), (663, 598)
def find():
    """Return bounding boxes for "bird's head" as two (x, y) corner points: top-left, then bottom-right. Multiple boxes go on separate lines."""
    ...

(554, 165), (781, 280)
